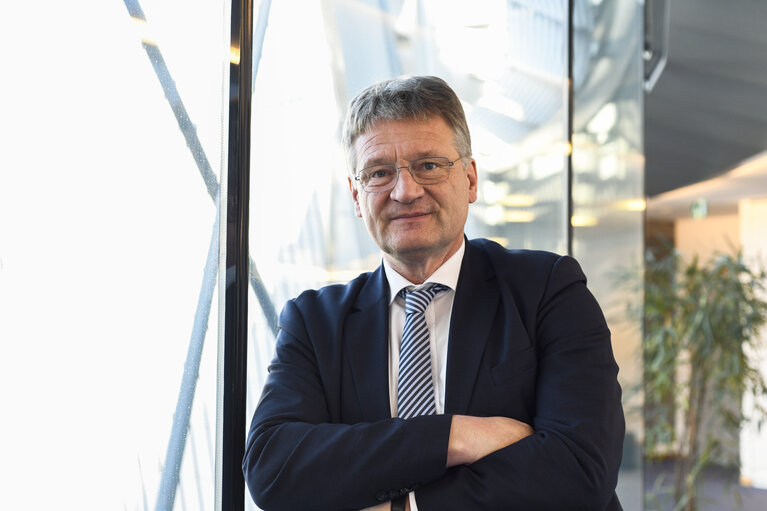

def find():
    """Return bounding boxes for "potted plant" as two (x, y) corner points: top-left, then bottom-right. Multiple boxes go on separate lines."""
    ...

(642, 244), (767, 511)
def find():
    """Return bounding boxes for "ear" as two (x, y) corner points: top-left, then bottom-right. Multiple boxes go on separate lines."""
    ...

(348, 177), (362, 217)
(466, 158), (479, 204)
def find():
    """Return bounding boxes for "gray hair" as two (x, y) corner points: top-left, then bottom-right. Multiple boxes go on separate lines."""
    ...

(342, 75), (472, 176)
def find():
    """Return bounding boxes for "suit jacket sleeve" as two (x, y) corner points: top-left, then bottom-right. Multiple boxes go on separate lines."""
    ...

(243, 247), (625, 511)
(242, 289), (453, 511)
(414, 253), (625, 510)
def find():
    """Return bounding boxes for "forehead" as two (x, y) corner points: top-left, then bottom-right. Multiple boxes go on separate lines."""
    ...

(353, 117), (455, 165)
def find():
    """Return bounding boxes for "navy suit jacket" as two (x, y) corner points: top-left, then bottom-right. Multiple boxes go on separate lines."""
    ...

(243, 238), (625, 510)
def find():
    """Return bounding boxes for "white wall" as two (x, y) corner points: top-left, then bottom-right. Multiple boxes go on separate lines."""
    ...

(675, 213), (740, 261)
(739, 198), (767, 489)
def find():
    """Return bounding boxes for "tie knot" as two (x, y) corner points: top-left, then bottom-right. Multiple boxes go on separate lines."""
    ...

(399, 283), (448, 315)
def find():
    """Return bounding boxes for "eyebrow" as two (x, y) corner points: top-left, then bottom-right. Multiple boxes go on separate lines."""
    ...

(408, 151), (443, 161)
(361, 150), (443, 168)
(360, 156), (396, 168)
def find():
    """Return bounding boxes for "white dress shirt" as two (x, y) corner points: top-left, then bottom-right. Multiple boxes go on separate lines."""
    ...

(382, 241), (465, 510)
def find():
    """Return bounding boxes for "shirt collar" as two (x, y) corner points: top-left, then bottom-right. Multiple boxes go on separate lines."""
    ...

(383, 240), (465, 305)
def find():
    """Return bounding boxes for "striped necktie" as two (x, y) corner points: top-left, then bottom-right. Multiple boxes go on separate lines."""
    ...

(397, 283), (448, 419)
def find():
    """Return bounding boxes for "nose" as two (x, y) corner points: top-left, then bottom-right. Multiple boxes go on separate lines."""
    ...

(389, 165), (424, 203)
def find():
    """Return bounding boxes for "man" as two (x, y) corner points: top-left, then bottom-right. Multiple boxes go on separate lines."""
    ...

(243, 75), (624, 510)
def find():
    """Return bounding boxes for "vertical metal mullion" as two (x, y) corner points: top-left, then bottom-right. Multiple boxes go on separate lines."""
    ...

(221, 0), (253, 509)
(566, 0), (575, 256)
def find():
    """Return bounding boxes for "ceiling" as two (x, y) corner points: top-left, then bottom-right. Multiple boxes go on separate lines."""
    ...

(646, 150), (767, 220)
(644, 0), (767, 202)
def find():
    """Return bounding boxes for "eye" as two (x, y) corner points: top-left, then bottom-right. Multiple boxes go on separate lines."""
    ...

(413, 158), (446, 172)
(360, 166), (395, 183)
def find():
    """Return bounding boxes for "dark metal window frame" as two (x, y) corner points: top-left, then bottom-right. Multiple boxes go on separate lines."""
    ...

(222, 0), (254, 509)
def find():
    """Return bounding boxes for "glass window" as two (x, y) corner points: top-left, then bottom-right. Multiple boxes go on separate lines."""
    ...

(246, 0), (573, 393)
(246, 0), (639, 509)
(0, 1), (228, 508)
(571, 1), (645, 509)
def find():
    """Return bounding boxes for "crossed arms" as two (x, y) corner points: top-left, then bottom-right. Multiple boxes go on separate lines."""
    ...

(242, 255), (625, 510)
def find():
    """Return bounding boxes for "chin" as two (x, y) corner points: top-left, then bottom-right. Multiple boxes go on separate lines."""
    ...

(386, 237), (442, 258)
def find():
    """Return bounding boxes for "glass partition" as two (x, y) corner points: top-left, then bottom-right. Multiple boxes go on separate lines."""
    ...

(246, 0), (641, 509)
(0, 1), (228, 509)
(246, 0), (573, 392)
(572, 1), (645, 509)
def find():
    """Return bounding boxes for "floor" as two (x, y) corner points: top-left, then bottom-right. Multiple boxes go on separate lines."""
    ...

(642, 460), (767, 510)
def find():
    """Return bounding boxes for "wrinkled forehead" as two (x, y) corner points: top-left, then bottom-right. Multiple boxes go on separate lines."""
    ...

(353, 117), (455, 165)
(354, 111), (450, 141)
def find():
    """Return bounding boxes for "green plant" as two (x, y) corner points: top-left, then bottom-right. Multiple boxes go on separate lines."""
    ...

(643, 244), (767, 511)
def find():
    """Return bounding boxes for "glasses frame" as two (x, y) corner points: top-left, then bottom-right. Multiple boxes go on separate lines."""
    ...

(353, 156), (463, 193)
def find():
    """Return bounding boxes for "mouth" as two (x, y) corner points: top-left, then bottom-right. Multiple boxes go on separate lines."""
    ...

(391, 211), (431, 221)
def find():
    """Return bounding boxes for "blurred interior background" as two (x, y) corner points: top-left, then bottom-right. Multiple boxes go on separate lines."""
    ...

(0, 1), (765, 510)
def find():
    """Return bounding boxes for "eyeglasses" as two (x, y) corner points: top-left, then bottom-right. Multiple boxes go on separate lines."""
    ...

(354, 156), (461, 193)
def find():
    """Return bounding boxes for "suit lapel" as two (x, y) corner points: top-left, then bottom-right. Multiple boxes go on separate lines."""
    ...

(345, 265), (392, 421)
(445, 241), (500, 414)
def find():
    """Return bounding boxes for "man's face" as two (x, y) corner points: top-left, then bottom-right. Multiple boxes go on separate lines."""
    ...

(349, 117), (478, 266)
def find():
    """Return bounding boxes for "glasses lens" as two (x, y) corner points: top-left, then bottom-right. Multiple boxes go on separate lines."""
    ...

(410, 157), (451, 184)
(360, 165), (397, 191)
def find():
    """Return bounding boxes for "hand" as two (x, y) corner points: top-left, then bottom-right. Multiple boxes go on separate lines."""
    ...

(446, 415), (534, 467)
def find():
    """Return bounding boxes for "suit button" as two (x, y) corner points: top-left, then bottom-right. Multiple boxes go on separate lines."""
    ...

(375, 491), (387, 502)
